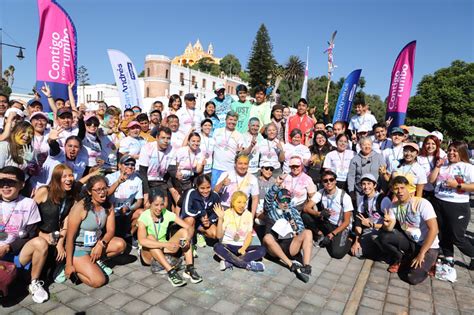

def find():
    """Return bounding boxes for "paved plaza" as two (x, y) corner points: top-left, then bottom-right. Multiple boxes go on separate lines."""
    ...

(1, 211), (473, 315)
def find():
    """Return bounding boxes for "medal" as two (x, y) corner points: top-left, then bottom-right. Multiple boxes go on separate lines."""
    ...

(191, 122), (195, 127)
(205, 153), (210, 158)
(233, 234), (240, 242)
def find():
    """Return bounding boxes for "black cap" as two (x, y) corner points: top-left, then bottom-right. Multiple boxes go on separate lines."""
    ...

(184, 93), (196, 101)
(57, 107), (72, 117)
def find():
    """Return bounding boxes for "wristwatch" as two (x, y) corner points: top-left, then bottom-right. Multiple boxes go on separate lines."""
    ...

(101, 240), (108, 247)
(457, 184), (462, 190)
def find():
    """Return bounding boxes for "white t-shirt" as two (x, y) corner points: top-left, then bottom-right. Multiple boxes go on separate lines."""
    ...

(392, 162), (428, 185)
(259, 138), (283, 170)
(388, 198), (439, 248)
(200, 134), (215, 174)
(171, 130), (186, 150)
(348, 112), (377, 131)
(417, 153), (447, 192)
(105, 171), (143, 211)
(283, 143), (311, 173)
(311, 188), (354, 226)
(31, 133), (50, 167)
(212, 128), (244, 171)
(82, 133), (101, 167)
(242, 133), (264, 174)
(434, 161), (474, 203)
(176, 107), (205, 134)
(373, 138), (393, 153)
(138, 143), (176, 182)
(99, 132), (125, 168)
(0, 196), (42, 246)
(323, 150), (355, 182)
(216, 170), (259, 208)
(173, 146), (205, 180)
(282, 173), (316, 206)
(383, 145), (404, 171)
(119, 136), (146, 156)
(58, 127), (79, 149)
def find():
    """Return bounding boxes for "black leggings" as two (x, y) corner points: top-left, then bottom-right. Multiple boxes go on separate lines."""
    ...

(302, 213), (351, 259)
(214, 243), (266, 269)
(378, 229), (439, 285)
(431, 198), (474, 258)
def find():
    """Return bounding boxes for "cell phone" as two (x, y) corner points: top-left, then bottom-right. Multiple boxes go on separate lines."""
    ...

(69, 272), (80, 284)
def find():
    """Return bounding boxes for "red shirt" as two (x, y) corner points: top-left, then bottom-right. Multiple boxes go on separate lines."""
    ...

(286, 114), (314, 143)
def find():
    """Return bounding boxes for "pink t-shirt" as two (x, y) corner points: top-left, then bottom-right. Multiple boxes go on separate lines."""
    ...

(173, 147), (205, 179)
(0, 196), (41, 246)
(138, 142), (176, 181)
(282, 172), (316, 206)
(216, 170), (259, 208)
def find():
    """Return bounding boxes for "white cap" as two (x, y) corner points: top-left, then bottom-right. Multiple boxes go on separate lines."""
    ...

(430, 131), (443, 142)
(357, 125), (371, 133)
(86, 102), (99, 111)
(214, 83), (225, 92)
(5, 107), (25, 118)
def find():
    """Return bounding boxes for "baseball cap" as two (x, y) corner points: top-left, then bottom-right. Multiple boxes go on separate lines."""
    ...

(403, 142), (420, 152)
(119, 154), (136, 164)
(326, 123), (334, 130)
(430, 131), (443, 142)
(289, 156), (302, 167)
(360, 173), (377, 183)
(271, 104), (285, 113)
(30, 111), (48, 121)
(5, 107), (25, 118)
(57, 107), (72, 117)
(27, 99), (43, 108)
(391, 127), (404, 135)
(127, 121), (141, 129)
(261, 161), (274, 168)
(214, 83), (225, 92)
(357, 125), (371, 133)
(184, 93), (196, 101)
(276, 189), (292, 202)
(399, 125), (410, 134)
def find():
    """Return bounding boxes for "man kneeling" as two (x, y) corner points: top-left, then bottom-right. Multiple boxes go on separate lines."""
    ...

(379, 176), (439, 285)
(262, 177), (313, 283)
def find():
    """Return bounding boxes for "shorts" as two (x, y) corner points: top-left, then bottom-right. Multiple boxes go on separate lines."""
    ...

(3, 253), (32, 270)
(264, 219), (299, 259)
(73, 245), (93, 257)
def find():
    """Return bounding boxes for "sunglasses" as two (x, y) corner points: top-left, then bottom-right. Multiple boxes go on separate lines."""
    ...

(262, 167), (274, 171)
(289, 165), (300, 169)
(123, 162), (136, 167)
(278, 198), (291, 204)
(322, 178), (336, 184)
(0, 178), (19, 187)
(92, 187), (108, 193)
(86, 122), (99, 127)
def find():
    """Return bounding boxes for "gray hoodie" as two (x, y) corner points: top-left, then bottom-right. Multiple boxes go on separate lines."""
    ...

(347, 151), (386, 194)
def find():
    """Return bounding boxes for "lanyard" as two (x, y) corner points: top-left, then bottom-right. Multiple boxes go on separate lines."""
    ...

(337, 150), (346, 170)
(185, 108), (195, 126)
(93, 208), (103, 233)
(235, 173), (248, 191)
(396, 202), (410, 225)
(155, 144), (167, 176)
(223, 129), (234, 147)
(187, 148), (196, 170)
(152, 216), (163, 239)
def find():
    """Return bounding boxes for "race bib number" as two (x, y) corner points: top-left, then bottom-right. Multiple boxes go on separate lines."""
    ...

(83, 230), (101, 247)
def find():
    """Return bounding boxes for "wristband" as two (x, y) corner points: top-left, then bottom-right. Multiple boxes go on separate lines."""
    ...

(100, 240), (108, 248)
(47, 96), (53, 99)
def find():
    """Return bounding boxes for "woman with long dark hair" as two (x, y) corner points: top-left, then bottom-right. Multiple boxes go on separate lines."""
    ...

(162, 94), (182, 122)
(418, 135), (445, 199)
(64, 176), (126, 287)
(307, 130), (334, 186)
(323, 133), (355, 190)
(428, 141), (474, 271)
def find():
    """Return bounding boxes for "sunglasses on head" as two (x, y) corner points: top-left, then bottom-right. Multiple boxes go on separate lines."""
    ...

(322, 177), (336, 184)
(0, 178), (19, 187)
(278, 197), (291, 204)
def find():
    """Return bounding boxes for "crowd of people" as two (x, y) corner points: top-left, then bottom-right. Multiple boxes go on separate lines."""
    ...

(0, 82), (473, 304)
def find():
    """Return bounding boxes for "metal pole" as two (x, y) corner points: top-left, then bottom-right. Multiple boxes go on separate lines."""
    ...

(0, 28), (3, 80)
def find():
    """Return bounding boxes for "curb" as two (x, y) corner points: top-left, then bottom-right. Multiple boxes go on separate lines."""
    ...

(343, 259), (374, 315)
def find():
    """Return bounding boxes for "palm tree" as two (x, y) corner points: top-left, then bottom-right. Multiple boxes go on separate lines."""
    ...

(284, 55), (305, 103)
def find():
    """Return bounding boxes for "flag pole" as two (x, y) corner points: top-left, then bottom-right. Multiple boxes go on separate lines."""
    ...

(324, 31), (337, 105)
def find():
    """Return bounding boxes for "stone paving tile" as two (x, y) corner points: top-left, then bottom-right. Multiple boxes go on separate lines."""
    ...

(210, 299), (241, 314)
(138, 289), (169, 306)
(264, 304), (293, 315)
(44, 305), (76, 315)
(120, 299), (151, 314)
(102, 292), (135, 309)
(157, 296), (187, 313)
(10, 310), (35, 315)
(141, 305), (171, 315)
(89, 285), (119, 301)
(26, 300), (60, 314)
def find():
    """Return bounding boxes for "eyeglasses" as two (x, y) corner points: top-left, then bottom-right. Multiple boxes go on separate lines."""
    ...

(92, 187), (108, 193)
(289, 165), (300, 169)
(123, 162), (136, 167)
(0, 178), (19, 187)
(278, 198), (291, 204)
(322, 178), (336, 184)
(262, 167), (274, 171)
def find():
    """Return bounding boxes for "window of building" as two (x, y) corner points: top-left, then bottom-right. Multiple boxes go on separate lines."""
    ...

(202, 79), (206, 88)
(146, 87), (149, 98)
(147, 68), (150, 77)
(179, 90), (183, 96)
(180, 72), (184, 84)
(165, 69), (169, 79)
(191, 76), (196, 86)
(212, 82), (216, 90)
(86, 94), (91, 102)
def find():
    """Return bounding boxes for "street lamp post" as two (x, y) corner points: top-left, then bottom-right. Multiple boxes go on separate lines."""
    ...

(0, 28), (26, 81)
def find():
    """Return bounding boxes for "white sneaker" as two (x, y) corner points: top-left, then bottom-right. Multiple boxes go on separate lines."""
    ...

(28, 280), (48, 303)
(97, 260), (113, 276)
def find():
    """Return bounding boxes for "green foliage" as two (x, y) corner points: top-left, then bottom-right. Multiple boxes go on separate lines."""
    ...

(77, 65), (89, 86)
(138, 70), (145, 77)
(220, 54), (241, 76)
(406, 60), (474, 142)
(191, 57), (220, 76)
(239, 71), (250, 82)
(247, 24), (276, 90)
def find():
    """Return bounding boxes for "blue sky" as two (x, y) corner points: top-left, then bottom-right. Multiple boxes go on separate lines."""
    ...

(1, 0), (472, 99)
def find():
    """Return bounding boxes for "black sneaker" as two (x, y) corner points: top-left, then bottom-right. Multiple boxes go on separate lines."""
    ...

(301, 264), (312, 275)
(168, 269), (186, 287)
(183, 266), (203, 284)
(290, 262), (309, 283)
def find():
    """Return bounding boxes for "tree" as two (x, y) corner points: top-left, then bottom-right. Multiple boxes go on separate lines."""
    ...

(220, 54), (241, 76)
(247, 24), (276, 90)
(138, 70), (145, 77)
(284, 56), (305, 104)
(77, 65), (90, 103)
(191, 57), (220, 76)
(406, 60), (474, 142)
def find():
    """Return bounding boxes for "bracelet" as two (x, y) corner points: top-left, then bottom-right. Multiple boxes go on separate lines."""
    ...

(47, 96), (53, 99)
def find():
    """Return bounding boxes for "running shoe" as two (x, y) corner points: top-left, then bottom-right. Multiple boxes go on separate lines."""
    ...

(53, 265), (67, 284)
(168, 269), (186, 287)
(219, 260), (233, 271)
(290, 261), (309, 283)
(97, 260), (113, 276)
(301, 264), (312, 275)
(183, 265), (203, 284)
(247, 261), (265, 272)
(28, 280), (48, 303)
